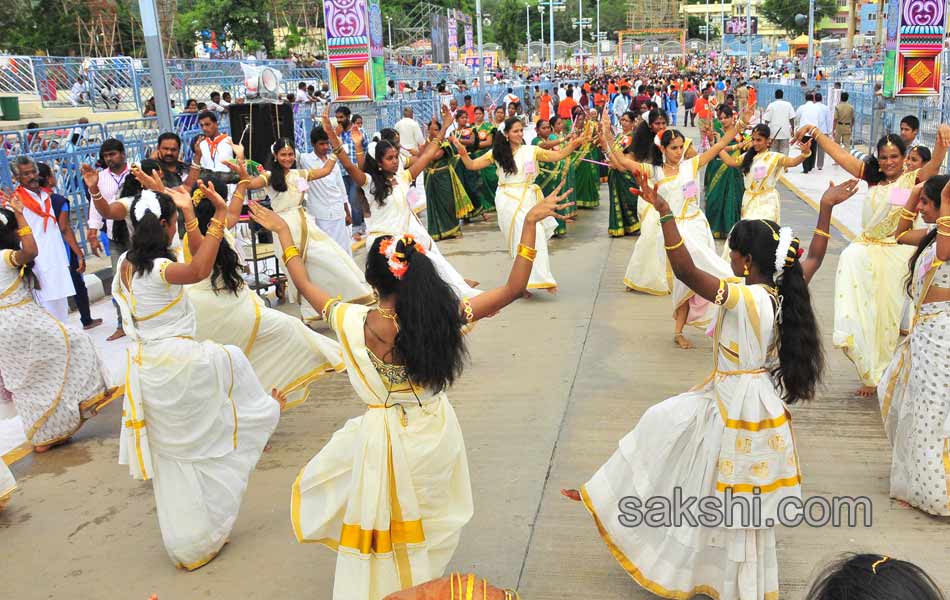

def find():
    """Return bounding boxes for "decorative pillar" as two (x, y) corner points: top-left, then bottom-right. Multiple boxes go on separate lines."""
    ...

(368, 0), (386, 101)
(893, 0), (946, 96)
(324, 0), (375, 101)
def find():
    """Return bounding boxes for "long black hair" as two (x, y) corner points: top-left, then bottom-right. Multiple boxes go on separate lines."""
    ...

(266, 137), (297, 193)
(906, 174), (947, 295)
(365, 236), (467, 392)
(631, 108), (669, 163)
(492, 117), (522, 176)
(363, 139), (399, 210)
(194, 180), (243, 295)
(728, 220), (824, 404)
(805, 553), (945, 600)
(740, 124), (771, 175)
(127, 192), (177, 277)
(863, 134), (906, 185)
(0, 208), (38, 289)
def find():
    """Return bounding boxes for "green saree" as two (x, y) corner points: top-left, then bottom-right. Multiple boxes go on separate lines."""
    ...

(607, 133), (640, 237)
(573, 141), (602, 209)
(425, 142), (473, 241)
(533, 135), (569, 237)
(703, 121), (744, 238)
(472, 122), (497, 213)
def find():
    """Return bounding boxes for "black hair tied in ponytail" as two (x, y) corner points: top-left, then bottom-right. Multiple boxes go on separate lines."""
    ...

(127, 191), (177, 277)
(728, 219), (824, 403)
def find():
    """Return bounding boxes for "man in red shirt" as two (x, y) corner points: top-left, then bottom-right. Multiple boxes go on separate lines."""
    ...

(539, 89), (552, 121)
(462, 95), (477, 122)
(557, 88), (577, 119)
(593, 87), (608, 115)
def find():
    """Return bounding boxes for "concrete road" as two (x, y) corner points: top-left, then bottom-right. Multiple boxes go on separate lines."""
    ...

(4, 184), (948, 599)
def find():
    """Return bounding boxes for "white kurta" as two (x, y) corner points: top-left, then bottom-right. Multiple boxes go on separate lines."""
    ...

(187, 270), (345, 410)
(268, 169), (373, 321)
(292, 302), (472, 600)
(19, 188), (74, 303)
(113, 255), (280, 570)
(492, 144), (559, 289)
(624, 157), (732, 326)
(834, 170), (918, 386)
(583, 283), (798, 600)
(879, 246), (950, 515)
(363, 170), (479, 298)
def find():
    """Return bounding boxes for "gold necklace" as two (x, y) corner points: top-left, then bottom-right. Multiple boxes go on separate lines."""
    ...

(376, 306), (399, 327)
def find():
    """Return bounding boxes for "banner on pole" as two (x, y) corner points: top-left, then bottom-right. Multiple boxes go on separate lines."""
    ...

(324, 0), (374, 101)
(893, 0), (946, 96)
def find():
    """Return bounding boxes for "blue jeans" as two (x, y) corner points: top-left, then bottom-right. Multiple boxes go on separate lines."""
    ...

(342, 174), (365, 233)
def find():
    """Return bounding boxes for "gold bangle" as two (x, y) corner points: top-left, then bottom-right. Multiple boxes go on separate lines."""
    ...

(714, 278), (726, 305)
(184, 218), (199, 232)
(801, 151), (812, 158)
(664, 238), (685, 251)
(283, 245), (302, 264)
(516, 243), (538, 262)
(206, 225), (224, 240)
(813, 227), (831, 238)
(232, 193), (245, 204)
(900, 208), (918, 218)
(937, 229), (950, 237)
(462, 297), (474, 323)
(238, 178), (251, 184)
(16, 226), (32, 237)
(896, 229), (912, 241)
(210, 217), (226, 228)
(935, 216), (950, 225)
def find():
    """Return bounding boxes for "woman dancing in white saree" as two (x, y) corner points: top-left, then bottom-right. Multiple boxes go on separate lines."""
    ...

(563, 169), (825, 600)
(248, 182), (572, 600)
(113, 183), (280, 570)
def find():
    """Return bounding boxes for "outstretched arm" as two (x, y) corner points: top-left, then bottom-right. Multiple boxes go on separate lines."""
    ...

(6, 194), (37, 265)
(466, 183), (574, 320)
(322, 112), (367, 187)
(631, 170), (723, 303)
(782, 139), (813, 168)
(916, 124), (950, 183)
(794, 125), (864, 178)
(718, 148), (743, 168)
(248, 200), (333, 313)
(698, 105), (752, 168)
(801, 178), (859, 283)
(82, 164), (127, 220)
(537, 133), (586, 163)
(407, 106), (454, 180)
(452, 136), (494, 171)
(162, 184), (227, 285)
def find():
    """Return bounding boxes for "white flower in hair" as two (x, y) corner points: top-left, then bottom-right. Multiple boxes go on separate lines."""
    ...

(0, 212), (7, 226)
(774, 226), (794, 278)
(133, 190), (162, 222)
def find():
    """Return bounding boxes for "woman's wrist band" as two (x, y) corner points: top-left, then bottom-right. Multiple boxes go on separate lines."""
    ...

(813, 228), (831, 238)
(516, 243), (537, 262)
(664, 238), (685, 251)
(659, 212), (675, 224)
(16, 226), (32, 237)
(283, 245), (302, 264)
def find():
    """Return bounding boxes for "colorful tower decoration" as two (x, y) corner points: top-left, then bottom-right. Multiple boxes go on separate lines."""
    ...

(324, 0), (382, 101)
(885, 0), (947, 96)
(368, 0), (386, 101)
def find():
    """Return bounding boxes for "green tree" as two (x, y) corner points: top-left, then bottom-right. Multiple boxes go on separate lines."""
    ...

(175, 0), (275, 57)
(493, 0), (526, 62)
(758, 0), (838, 36)
(687, 15), (719, 39)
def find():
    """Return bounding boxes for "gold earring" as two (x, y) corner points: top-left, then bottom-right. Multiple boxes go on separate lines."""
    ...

(743, 263), (750, 276)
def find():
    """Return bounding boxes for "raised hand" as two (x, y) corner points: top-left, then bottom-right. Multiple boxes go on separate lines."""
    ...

(798, 138), (814, 154)
(164, 187), (193, 211)
(131, 164), (165, 193)
(527, 180), (574, 223)
(197, 180), (227, 210)
(937, 124), (950, 148)
(248, 200), (288, 233)
(820, 178), (860, 207)
(80, 163), (99, 190)
(192, 135), (205, 160)
(449, 136), (466, 153)
(350, 123), (363, 147)
(7, 190), (23, 214)
(941, 176), (950, 205)
(224, 157), (250, 179)
(630, 168), (667, 212)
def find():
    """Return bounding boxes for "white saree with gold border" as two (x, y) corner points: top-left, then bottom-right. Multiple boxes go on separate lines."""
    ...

(493, 144), (560, 290)
(624, 157), (732, 326)
(291, 302), (473, 600)
(740, 151), (786, 223)
(114, 255), (280, 570)
(833, 170), (919, 386)
(582, 282), (799, 600)
(879, 247), (950, 515)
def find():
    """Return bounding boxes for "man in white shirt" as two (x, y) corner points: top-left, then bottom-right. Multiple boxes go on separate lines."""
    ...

(84, 138), (131, 340)
(762, 88), (796, 156)
(206, 91), (228, 114)
(612, 85), (631, 126)
(795, 92), (823, 173)
(194, 110), (237, 174)
(12, 156), (74, 321)
(394, 107), (426, 157)
(299, 126), (351, 255)
(814, 92), (832, 170)
(69, 76), (88, 107)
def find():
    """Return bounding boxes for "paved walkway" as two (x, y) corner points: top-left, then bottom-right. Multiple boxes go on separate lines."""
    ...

(4, 177), (949, 598)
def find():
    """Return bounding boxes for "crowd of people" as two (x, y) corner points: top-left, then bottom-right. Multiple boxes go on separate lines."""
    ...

(1, 59), (949, 600)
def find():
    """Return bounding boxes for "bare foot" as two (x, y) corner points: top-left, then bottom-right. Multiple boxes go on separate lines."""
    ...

(83, 318), (104, 330)
(855, 385), (877, 398)
(106, 328), (126, 342)
(894, 499), (913, 508)
(33, 444), (51, 453)
(561, 489), (582, 502)
(674, 333), (694, 349)
(272, 388), (288, 411)
(464, 278), (480, 288)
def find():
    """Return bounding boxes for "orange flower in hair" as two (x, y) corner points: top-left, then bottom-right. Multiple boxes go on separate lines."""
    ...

(379, 234), (424, 280)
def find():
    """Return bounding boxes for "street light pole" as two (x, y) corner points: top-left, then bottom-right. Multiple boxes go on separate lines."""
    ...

(578, 0), (584, 77)
(527, 4), (531, 67)
(549, 0), (555, 77)
(746, 0), (752, 78)
(138, 0), (172, 132)
(476, 0), (485, 86)
(596, 0), (601, 67)
(539, 5), (545, 69)
(387, 16), (392, 49)
(807, 0), (815, 79)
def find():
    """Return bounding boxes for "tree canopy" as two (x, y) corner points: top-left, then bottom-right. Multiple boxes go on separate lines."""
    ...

(758, 0), (839, 37)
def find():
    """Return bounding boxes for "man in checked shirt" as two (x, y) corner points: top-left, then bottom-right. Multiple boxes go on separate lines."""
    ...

(334, 105), (368, 238)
